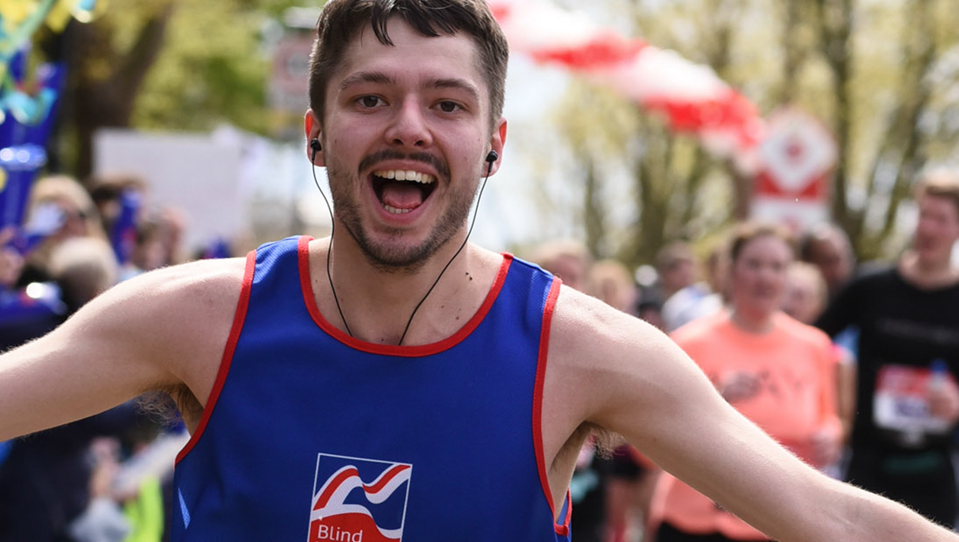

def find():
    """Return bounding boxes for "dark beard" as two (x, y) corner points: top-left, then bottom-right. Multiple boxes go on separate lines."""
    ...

(328, 165), (477, 275)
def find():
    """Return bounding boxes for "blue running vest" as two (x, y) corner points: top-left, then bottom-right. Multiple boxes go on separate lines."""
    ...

(172, 236), (571, 541)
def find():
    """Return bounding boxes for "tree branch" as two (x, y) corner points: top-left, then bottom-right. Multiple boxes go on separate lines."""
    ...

(113, 2), (175, 101)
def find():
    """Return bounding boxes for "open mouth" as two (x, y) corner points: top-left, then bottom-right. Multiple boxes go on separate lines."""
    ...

(372, 169), (437, 215)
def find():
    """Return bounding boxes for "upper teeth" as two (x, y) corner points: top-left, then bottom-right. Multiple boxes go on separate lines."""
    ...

(373, 170), (435, 183)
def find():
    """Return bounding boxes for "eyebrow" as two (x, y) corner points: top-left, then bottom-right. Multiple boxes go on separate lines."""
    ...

(338, 71), (481, 103)
(427, 77), (481, 103)
(339, 71), (394, 91)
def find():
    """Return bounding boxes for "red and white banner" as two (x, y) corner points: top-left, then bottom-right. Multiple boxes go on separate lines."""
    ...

(489, 0), (765, 172)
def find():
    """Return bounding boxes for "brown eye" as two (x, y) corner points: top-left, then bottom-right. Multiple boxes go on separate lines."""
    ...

(359, 96), (382, 108)
(438, 101), (460, 113)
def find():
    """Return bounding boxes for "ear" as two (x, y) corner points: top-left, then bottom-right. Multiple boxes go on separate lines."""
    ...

(304, 109), (324, 166)
(485, 117), (508, 175)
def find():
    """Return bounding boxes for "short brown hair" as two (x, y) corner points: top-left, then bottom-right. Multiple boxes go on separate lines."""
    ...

(915, 168), (959, 216)
(309, 0), (509, 130)
(728, 221), (797, 263)
(654, 242), (695, 274)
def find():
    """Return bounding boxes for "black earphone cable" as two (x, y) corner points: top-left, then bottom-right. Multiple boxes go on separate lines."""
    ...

(311, 144), (354, 337)
(396, 155), (494, 345)
(310, 142), (496, 346)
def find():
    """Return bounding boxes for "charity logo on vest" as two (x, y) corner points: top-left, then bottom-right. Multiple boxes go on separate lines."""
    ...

(309, 453), (412, 542)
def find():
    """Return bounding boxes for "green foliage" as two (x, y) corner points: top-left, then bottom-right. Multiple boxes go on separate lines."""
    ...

(546, 0), (959, 265)
(133, 0), (304, 134)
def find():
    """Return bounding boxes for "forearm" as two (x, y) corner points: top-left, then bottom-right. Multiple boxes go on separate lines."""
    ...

(816, 481), (958, 541)
(656, 412), (954, 542)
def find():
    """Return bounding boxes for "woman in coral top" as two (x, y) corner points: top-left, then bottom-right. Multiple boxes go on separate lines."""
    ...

(648, 222), (843, 542)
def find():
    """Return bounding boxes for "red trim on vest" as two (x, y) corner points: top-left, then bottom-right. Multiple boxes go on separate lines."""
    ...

(297, 235), (513, 357)
(175, 250), (256, 464)
(532, 277), (564, 532)
(558, 490), (572, 536)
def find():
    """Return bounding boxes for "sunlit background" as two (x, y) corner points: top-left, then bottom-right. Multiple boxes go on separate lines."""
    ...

(2, 0), (959, 267)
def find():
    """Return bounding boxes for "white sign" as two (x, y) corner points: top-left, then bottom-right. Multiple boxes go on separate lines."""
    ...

(752, 109), (838, 231)
(758, 110), (837, 194)
(270, 34), (314, 114)
(94, 129), (245, 254)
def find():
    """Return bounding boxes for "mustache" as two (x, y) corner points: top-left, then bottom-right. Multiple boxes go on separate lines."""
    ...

(358, 150), (450, 181)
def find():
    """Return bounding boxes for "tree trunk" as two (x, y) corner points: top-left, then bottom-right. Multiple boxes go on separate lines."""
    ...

(69, 4), (174, 179)
(814, 0), (855, 242)
(583, 156), (606, 260)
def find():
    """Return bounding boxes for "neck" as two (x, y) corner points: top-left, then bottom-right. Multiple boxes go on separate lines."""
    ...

(729, 307), (774, 335)
(321, 231), (487, 345)
(900, 251), (959, 289)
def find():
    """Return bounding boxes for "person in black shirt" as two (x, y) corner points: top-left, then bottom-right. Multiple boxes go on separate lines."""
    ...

(816, 169), (959, 527)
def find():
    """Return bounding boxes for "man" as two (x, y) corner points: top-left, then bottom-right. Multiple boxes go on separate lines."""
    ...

(1, 1), (957, 540)
(816, 169), (959, 528)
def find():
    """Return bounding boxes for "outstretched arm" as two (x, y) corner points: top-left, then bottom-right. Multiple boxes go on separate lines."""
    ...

(0, 257), (244, 441)
(549, 291), (957, 542)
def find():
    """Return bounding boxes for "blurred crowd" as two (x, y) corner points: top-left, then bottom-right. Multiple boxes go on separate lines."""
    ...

(1, 166), (958, 542)
(523, 169), (959, 542)
(0, 172), (229, 542)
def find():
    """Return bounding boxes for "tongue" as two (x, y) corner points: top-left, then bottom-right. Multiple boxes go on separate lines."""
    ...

(380, 181), (424, 210)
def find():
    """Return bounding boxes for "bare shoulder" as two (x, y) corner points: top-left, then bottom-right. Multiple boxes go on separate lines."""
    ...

(548, 284), (680, 379)
(81, 257), (247, 335)
(105, 257), (248, 327)
(544, 284), (726, 450)
(82, 257), (248, 389)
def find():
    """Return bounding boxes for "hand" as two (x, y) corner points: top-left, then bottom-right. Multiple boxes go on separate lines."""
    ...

(718, 371), (761, 403)
(88, 437), (122, 500)
(810, 426), (842, 468)
(929, 379), (959, 424)
(0, 227), (23, 288)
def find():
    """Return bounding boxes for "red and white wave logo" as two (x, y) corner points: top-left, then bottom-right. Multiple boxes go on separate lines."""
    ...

(308, 454), (412, 542)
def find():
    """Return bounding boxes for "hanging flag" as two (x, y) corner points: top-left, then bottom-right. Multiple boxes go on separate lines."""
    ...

(489, 0), (765, 172)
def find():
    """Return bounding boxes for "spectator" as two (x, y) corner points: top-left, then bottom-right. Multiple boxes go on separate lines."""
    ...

(799, 222), (856, 300)
(117, 219), (168, 282)
(782, 261), (828, 326)
(0, 236), (144, 542)
(703, 241), (731, 305)
(16, 175), (107, 288)
(48, 237), (119, 315)
(86, 172), (149, 238)
(0, 227), (24, 289)
(815, 168), (959, 527)
(658, 242), (724, 332)
(637, 293), (666, 331)
(783, 261), (857, 461)
(155, 207), (187, 268)
(655, 242), (697, 301)
(587, 259), (639, 316)
(528, 238), (592, 291)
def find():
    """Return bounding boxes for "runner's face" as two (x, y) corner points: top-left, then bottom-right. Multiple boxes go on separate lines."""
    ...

(316, 18), (505, 271)
(914, 194), (959, 266)
(730, 235), (792, 320)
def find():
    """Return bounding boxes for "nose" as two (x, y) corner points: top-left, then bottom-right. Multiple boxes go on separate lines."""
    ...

(915, 214), (938, 239)
(385, 95), (433, 150)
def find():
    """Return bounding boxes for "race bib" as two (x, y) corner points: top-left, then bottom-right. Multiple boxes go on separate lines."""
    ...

(874, 364), (953, 445)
